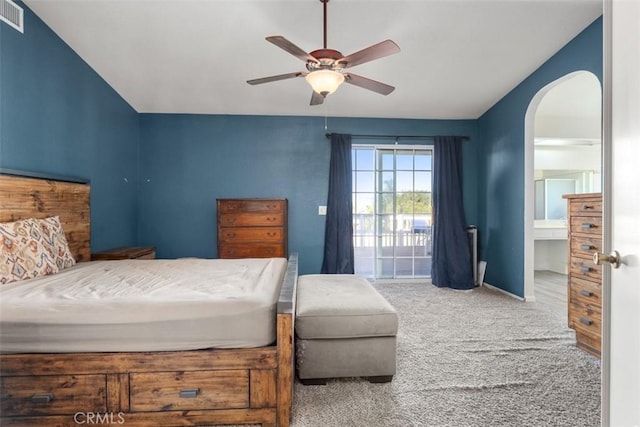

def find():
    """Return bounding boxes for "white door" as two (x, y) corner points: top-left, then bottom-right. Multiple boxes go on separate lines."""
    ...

(603, 0), (640, 425)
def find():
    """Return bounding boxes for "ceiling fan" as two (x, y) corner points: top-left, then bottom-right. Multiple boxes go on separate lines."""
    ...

(247, 0), (400, 106)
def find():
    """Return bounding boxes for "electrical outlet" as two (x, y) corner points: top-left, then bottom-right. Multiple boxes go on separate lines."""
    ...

(318, 205), (327, 215)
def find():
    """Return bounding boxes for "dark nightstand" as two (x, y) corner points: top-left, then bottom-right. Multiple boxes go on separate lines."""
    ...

(91, 246), (156, 260)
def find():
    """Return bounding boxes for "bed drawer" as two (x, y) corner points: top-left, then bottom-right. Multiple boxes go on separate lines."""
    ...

(0, 374), (106, 416)
(129, 370), (249, 412)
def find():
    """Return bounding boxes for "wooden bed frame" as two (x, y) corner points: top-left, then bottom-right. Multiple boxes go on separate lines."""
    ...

(0, 171), (297, 427)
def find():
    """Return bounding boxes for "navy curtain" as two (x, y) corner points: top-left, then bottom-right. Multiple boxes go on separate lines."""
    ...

(431, 136), (474, 289)
(321, 133), (355, 274)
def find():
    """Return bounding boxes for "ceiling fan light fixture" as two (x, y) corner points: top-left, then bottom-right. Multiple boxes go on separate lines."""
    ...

(305, 69), (345, 97)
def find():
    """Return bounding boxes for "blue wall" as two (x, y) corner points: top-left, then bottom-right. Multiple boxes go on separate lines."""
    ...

(1, 2), (602, 283)
(476, 17), (603, 297)
(139, 114), (477, 274)
(0, 2), (140, 251)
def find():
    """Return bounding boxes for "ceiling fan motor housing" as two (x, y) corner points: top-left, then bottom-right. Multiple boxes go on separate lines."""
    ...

(307, 49), (346, 71)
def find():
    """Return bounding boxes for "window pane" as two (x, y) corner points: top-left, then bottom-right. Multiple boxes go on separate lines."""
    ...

(354, 193), (374, 214)
(377, 214), (394, 233)
(414, 171), (431, 192)
(377, 258), (394, 279)
(353, 214), (374, 239)
(396, 171), (414, 192)
(396, 192), (413, 214)
(414, 257), (431, 276)
(396, 151), (413, 170)
(379, 171), (394, 192)
(414, 192), (431, 214)
(379, 151), (394, 170)
(395, 258), (413, 277)
(415, 153), (432, 170)
(356, 149), (374, 171)
(377, 193), (394, 214)
(356, 171), (374, 192)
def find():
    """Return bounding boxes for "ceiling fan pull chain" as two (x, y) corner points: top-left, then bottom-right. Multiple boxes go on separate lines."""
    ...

(324, 107), (328, 131)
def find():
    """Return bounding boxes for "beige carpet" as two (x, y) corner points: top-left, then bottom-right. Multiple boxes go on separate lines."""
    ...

(290, 282), (600, 427)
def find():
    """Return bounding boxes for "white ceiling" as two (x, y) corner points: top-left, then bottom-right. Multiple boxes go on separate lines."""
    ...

(23, 0), (602, 120)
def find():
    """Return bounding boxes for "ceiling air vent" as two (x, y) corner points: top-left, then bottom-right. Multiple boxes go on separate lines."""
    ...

(0, 0), (23, 33)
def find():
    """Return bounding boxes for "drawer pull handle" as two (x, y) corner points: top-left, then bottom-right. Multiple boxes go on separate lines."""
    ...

(267, 232), (277, 237)
(580, 223), (595, 229)
(580, 290), (594, 297)
(225, 232), (236, 238)
(179, 388), (200, 399)
(31, 393), (54, 403)
(581, 204), (594, 210)
(266, 217), (277, 222)
(579, 265), (592, 273)
(579, 317), (593, 326)
(580, 244), (594, 251)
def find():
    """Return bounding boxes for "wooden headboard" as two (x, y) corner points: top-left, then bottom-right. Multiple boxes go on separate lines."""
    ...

(0, 172), (91, 262)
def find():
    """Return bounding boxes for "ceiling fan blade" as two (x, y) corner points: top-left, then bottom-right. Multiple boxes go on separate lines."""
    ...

(338, 40), (400, 69)
(310, 91), (325, 106)
(247, 71), (306, 85)
(266, 36), (320, 64)
(344, 73), (395, 95)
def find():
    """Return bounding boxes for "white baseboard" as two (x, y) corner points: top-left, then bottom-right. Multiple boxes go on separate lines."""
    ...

(481, 282), (525, 301)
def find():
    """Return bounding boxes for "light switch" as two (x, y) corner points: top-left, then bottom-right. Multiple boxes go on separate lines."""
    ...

(318, 205), (327, 215)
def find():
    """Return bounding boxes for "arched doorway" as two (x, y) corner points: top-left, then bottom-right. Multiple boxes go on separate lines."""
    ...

(523, 71), (602, 306)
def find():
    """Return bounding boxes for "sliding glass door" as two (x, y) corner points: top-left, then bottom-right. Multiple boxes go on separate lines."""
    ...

(352, 145), (433, 279)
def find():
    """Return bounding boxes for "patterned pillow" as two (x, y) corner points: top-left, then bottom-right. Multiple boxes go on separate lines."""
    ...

(0, 218), (59, 284)
(36, 216), (76, 270)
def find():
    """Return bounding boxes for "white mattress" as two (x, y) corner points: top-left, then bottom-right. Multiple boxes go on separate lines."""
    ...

(0, 257), (287, 353)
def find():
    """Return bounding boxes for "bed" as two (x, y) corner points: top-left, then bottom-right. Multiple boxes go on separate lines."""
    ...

(0, 171), (297, 427)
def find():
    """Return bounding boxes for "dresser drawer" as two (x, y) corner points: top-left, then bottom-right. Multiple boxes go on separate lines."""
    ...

(569, 258), (602, 282)
(569, 277), (602, 314)
(219, 244), (286, 259)
(219, 213), (284, 227)
(218, 199), (285, 214)
(569, 198), (602, 216)
(570, 236), (602, 259)
(219, 227), (283, 243)
(568, 302), (601, 339)
(1, 375), (106, 416)
(570, 216), (602, 236)
(130, 370), (248, 412)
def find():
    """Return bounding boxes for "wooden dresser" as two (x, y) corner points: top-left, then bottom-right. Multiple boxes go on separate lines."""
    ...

(563, 193), (603, 358)
(217, 198), (288, 259)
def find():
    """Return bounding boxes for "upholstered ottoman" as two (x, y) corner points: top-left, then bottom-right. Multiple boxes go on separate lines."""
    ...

(295, 274), (398, 385)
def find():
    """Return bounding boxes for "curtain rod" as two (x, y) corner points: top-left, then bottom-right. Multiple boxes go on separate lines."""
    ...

(324, 133), (469, 141)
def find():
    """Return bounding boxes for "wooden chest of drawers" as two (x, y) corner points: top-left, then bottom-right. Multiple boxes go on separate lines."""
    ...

(217, 199), (288, 259)
(563, 193), (602, 358)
